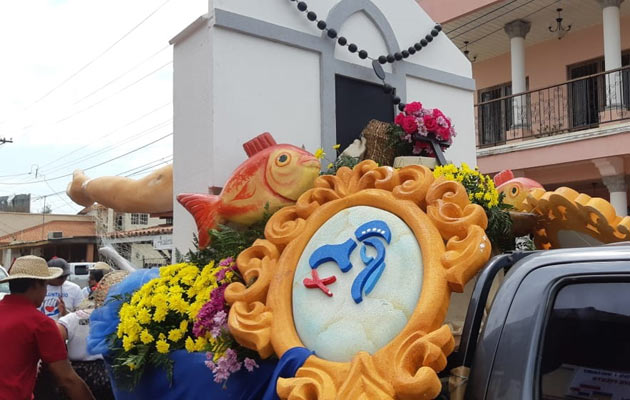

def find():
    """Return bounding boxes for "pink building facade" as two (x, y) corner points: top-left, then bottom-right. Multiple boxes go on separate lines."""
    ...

(420, 0), (630, 216)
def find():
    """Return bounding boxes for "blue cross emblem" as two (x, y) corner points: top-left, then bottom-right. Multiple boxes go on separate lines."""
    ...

(305, 220), (392, 304)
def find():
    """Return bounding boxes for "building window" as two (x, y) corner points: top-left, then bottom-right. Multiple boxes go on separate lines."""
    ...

(478, 82), (512, 146)
(539, 281), (630, 399)
(165, 217), (173, 225)
(115, 215), (123, 231)
(131, 213), (149, 225)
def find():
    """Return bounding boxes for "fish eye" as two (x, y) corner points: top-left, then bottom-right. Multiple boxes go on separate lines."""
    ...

(511, 186), (519, 195)
(276, 153), (291, 167)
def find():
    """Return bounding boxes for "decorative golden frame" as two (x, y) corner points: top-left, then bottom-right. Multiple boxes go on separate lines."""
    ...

(518, 187), (630, 249)
(225, 161), (491, 399)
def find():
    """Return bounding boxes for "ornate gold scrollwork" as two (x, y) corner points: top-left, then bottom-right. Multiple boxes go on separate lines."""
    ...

(519, 187), (630, 249)
(227, 161), (491, 399)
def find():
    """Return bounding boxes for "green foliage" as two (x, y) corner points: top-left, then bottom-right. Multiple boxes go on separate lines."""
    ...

(108, 337), (174, 390)
(486, 197), (516, 252)
(321, 155), (361, 175)
(185, 204), (273, 267)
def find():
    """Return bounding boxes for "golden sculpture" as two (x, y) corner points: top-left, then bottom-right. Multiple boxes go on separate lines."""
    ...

(520, 187), (630, 249)
(225, 161), (491, 399)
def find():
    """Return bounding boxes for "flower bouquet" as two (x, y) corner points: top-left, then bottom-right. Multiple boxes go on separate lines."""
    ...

(433, 163), (515, 252)
(109, 259), (256, 389)
(389, 102), (456, 158)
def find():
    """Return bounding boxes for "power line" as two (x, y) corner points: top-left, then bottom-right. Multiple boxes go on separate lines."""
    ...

(0, 133), (172, 185)
(116, 155), (172, 176)
(74, 45), (170, 105)
(125, 159), (173, 178)
(30, 0), (174, 106)
(37, 102), (171, 170)
(55, 61), (172, 124)
(42, 119), (172, 175)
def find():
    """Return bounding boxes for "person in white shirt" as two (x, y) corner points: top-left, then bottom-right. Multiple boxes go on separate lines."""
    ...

(81, 269), (105, 298)
(55, 271), (128, 400)
(40, 258), (85, 321)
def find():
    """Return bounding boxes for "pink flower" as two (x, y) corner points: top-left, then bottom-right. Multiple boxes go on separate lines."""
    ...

(437, 126), (451, 141)
(404, 102), (423, 115)
(243, 358), (259, 372)
(394, 113), (406, 126)
(213, 310), (227, 326)
(432, 108), (446, 119)
(401, 115), (418, 134)
(219, 257), (234, 267)
(412, 141), (435, 156)
(423, 114), (438, 132)
(210, 325), (223, 338)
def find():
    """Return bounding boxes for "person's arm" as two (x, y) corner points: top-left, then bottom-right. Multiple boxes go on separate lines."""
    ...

(47, 359), (95, 400)
(56, 322), (68, 341)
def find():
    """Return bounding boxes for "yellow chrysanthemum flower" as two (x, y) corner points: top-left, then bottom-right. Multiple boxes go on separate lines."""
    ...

(314, 148), (325, 160)
(332, 144), (341, 150)
(156, 340), (170, 354)
(168, 329), (183, 342)
(140, 330), (154, 344)
(185, 337), (196, 352)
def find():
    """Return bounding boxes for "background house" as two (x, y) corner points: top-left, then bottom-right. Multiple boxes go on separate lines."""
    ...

(0, 211), (97, 267)
(421, 0), (630, 216)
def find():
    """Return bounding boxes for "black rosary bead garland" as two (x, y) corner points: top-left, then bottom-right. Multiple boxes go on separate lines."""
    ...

(290, 0), (443, 113)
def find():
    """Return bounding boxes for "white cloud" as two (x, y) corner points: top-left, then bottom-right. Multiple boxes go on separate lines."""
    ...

(0, 0), (207, 214)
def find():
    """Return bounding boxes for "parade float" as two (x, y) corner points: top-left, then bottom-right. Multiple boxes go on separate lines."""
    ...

(79, 127), (630, 400)
(66, 0), (630, 398)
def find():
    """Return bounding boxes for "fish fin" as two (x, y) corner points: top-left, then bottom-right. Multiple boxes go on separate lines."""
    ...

(243, 132), (277, 157)
(176, 193), (222, 248)
(233, 180), (256, 201)
(493, 169), (515, 187)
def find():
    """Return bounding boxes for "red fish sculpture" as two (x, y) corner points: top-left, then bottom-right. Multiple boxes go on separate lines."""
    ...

(493, 169), (544, 210)
(177, 133), (321, 248)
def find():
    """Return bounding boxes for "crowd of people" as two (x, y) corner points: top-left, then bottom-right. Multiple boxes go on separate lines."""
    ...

(0, 255), (127, 400)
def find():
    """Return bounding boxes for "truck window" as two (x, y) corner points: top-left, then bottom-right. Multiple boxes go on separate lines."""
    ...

(73, 264), (89, 275)
(540, 281), (630, 400)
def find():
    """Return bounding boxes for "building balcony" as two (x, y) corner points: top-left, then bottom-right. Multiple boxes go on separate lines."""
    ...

(475, 66), (630, 149)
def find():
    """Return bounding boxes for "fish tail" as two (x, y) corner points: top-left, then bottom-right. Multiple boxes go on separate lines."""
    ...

(176, 193), (222, 248)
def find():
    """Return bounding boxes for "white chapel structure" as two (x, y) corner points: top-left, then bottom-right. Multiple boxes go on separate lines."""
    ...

(170, 0), (476, 254)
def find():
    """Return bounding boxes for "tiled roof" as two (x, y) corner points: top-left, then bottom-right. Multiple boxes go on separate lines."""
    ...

(106, 225), (172, 239)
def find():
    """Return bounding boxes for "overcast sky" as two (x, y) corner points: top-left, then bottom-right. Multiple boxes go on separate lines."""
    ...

(0, 0), (207, 219)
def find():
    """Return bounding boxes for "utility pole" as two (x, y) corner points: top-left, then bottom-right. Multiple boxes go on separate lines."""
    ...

(42, 196), (47, 240)
(0, 138), (13, 145)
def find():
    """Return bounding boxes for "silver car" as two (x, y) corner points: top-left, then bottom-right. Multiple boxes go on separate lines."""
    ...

(0, 266), (9, 300)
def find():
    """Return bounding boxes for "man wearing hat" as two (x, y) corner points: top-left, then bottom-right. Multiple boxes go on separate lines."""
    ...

(0, 255), (94, 400)
(40, 257), (85, 321)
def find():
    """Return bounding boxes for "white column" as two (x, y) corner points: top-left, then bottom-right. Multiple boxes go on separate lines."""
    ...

(598, 0), (624, 106)
(505, 20), (531, 128)
(602, 175), (628, 216)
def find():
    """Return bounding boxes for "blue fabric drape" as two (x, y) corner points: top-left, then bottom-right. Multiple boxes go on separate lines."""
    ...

(87, 268), (160, 356)
(262, 347), (314, 400)
(106, 350), (278, 400)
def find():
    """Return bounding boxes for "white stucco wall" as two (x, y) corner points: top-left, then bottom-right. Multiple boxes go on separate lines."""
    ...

(211, 28), (321, 186)
(172, 18), (213, 256)
(407, 78), (476, 167)
(172, 0), (476, 254)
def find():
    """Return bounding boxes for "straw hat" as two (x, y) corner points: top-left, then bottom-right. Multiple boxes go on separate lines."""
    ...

(93, 261), (112, 273)
(0, 255), (63, 283)
(92, 270), (129, 308)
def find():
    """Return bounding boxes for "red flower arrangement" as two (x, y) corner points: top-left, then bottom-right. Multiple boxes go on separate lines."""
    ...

(389, 102), (456, 157)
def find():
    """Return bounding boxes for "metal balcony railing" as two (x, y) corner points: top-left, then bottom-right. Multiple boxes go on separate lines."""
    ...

(475, 66), (630, 148)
